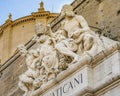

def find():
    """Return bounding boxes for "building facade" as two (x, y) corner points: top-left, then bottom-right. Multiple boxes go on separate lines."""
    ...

(0, 0), (120, 96)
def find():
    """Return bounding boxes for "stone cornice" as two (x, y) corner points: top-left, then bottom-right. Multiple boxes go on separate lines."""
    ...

(0, 12), (58, 30)
(31, 11), (50, 17)
(91, 43), (120, 67)
(0, 15), (34, 30)
(31, 11), (58, 19)
(0, 27), (3, 35)
(12, 15), (35, 27)
(1, 20), (13, 30)
(94, 75), (120, 96)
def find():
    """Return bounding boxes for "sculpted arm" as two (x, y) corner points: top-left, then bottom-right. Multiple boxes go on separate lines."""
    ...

(72, 15), (91, 39)
(76, 15), (90, 31)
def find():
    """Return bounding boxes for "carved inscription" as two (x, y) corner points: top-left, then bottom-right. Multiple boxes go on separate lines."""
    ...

(43, 73), (83, 96)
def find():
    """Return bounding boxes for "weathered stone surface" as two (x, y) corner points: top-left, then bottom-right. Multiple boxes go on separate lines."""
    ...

(0, 56), (26, 96)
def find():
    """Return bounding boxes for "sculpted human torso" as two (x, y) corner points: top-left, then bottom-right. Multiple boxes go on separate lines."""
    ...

(40, 39), (55, 57)
(63, 16), (82, 38)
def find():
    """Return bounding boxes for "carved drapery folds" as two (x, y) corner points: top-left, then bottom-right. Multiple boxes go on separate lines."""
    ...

(18, 4), (119, 96)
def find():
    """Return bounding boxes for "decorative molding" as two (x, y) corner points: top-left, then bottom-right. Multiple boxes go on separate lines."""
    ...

(94, 76), (120, 96)
(0, 12), (58, 30)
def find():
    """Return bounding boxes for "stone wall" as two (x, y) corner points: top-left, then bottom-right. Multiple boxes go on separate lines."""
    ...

(0, 41), (37, 96)
(0, 56), (25, 96)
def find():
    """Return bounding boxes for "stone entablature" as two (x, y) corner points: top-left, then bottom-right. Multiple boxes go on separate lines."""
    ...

(11, 16), (35, 27)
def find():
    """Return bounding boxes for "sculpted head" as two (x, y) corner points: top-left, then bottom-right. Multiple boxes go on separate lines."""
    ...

(35, 23), (46, 36)
(61, 4), (75, 18)
(17, 44), (27, 56)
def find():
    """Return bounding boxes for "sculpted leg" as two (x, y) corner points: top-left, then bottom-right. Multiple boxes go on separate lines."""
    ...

(55, 43), (79, 63)
(84, 36), (94, 51)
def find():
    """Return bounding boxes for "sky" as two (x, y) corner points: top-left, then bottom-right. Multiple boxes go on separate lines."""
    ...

(0, 0), (74, 25)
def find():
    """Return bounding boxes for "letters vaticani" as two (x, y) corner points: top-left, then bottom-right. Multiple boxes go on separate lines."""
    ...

(17, 4), (119, 96)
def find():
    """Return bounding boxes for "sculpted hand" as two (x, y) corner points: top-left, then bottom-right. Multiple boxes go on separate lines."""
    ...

(72, 29), (83, 39)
